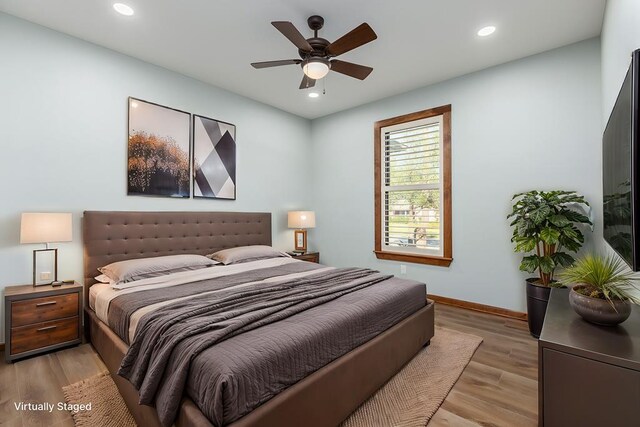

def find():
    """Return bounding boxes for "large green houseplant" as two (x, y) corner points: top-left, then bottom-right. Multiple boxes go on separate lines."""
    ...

(508, 190), (592, 337)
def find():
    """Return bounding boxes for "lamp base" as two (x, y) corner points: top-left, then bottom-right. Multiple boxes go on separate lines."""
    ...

(33, 248), (58, 287)
(294, 229), (308, 252)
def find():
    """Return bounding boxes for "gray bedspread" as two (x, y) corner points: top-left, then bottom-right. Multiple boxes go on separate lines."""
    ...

(189, 275), (425, 426)
(114, 266), (403, 427)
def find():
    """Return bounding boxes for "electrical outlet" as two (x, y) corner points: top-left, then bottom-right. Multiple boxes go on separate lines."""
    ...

(400, 264), (407, 275)
(40, 271), (52, 281)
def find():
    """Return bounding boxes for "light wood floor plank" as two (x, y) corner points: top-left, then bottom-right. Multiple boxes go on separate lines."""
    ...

(0, 356), (21, 426)
(453, 370), (537, 420)
(440, 390), (537, 427)
(55, 344), (107, 384)
(14, 354), (72, 427)
(428, 304), (538, 426)
(0, 416), (23, 427)
(429, 407), (482, 427)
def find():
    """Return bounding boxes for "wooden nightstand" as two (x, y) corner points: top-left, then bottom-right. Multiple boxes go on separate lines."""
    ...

(289, 252), (320, 263)
(4, 282), (83, 362)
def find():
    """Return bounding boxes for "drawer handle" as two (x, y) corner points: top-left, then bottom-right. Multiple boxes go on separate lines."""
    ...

(35, 301), (57, 307)
(36, 326), (58, 332)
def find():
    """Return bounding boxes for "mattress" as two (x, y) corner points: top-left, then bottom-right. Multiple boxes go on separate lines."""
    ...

(90, 258), (427, 426)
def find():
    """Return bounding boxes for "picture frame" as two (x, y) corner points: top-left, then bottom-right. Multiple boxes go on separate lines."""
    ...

(192, 114), (236, 200)
(294, 230), (307, 252)
(33, 248), (57, 286)
(127, 97), (191, 198)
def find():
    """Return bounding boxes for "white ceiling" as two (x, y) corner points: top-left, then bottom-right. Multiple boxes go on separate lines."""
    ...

(0, 0), (606, 119)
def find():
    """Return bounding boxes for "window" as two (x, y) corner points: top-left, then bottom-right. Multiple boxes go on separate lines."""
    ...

(374, 105), (452, 266)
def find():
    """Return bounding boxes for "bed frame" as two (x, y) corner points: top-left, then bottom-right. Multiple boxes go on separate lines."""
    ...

(83, 210), (435, 427)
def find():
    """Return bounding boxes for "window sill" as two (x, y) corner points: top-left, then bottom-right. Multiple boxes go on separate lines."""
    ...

(373, 250), (453, 267)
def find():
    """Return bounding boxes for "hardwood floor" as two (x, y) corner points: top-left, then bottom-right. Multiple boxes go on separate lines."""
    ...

(429, 304), (538, 427)
(0, 303), (537, 427)
(0, 344), (107, 427)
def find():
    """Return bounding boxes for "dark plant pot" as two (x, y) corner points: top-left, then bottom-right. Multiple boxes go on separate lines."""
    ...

(569, 285), (631, 326)
(526, 278), (552, 338)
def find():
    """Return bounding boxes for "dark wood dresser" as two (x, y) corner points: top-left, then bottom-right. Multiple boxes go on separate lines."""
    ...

(4, 282), (83, 362)
(539, 288), (640, 426)
(289, 252), (320, 263)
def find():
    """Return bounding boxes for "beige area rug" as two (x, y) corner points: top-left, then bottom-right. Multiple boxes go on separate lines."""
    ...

(62, 372), (136, 427)
(63, 327), (481, 427)
(343, 327), (482, 427)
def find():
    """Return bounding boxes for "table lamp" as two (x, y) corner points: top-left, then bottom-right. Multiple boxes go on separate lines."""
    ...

(288, 211), (316, 253)
(20, 212), (72, 286)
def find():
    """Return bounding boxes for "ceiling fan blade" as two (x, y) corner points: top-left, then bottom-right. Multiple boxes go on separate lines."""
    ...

(326, 23), (377, 56)
(272, 21), (313, 52)
(299, 74), (316, 89)
(251, 59), (302, 69)
(330, 60), (373, 80)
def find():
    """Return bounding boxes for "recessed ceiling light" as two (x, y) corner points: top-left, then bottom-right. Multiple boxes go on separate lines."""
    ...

(308, 92), (320, 98)
(113, 3), (134, 16)
(477, 26), (496, 37)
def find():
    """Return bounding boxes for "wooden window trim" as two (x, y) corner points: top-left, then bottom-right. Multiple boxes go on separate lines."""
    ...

(374, 104), (452, 267)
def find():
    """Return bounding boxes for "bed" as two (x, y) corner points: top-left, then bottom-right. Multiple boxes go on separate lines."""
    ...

(83, 211), (435, 427)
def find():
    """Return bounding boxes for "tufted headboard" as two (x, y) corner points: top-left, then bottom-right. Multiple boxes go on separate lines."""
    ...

(82, 210), (271, 307)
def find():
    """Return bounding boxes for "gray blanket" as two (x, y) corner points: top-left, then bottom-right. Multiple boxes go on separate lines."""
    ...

(117, 267), (392, 427)
(108, 262), (320, 343)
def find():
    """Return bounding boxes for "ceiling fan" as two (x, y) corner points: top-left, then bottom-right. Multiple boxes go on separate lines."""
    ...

(251, 15), (377, 89)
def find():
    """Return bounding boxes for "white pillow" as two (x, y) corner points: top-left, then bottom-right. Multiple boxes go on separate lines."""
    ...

(207, 245), (290, 265)
(94, 274), (113, 284)
(98, 254), (218, 284)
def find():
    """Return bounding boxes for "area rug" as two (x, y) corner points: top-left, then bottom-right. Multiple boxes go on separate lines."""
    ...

(62, 372), (136, 427)
(343, 327), (482, 426)
(63, 327), (481, 427)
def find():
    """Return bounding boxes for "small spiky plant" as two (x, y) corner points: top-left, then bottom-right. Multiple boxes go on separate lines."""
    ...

(559, 254), (640, 308)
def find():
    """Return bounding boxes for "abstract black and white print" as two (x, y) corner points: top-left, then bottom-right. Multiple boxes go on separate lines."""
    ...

(192, 115), (236, 200)
(127, 98), (191, 198)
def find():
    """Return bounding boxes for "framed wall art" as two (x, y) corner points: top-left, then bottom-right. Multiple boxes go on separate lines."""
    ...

(127, 97), (191, 198)
(192, 114), (236, 200)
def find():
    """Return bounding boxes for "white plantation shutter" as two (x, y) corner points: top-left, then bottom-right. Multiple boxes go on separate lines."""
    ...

(381, 115), (444, 256)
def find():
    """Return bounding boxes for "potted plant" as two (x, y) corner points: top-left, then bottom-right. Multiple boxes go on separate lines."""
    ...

(559, 254), (640, 326)
(508, 190), (591, 337)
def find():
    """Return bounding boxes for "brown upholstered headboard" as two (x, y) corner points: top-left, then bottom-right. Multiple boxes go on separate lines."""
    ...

(82, 211), (271, 307)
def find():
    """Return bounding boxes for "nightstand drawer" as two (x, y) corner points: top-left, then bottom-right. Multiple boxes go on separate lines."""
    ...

(11, 293), (79, 327)
(300, 254), (319, 263)
(10, 316), (79, 355)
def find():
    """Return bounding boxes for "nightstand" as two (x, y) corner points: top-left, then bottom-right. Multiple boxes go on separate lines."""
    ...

(4, 282), (83, 362)
(289, 252), (320, 263)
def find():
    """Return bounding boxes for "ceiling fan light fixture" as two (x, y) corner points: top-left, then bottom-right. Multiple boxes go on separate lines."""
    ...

(302, 58), (330, 80)
(113, 3), (134, 16)
(477, 25), (496, 37)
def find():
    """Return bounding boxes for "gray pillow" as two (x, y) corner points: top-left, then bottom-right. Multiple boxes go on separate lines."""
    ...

(207, 245), (290, 265)
(98, 254), (218, 284)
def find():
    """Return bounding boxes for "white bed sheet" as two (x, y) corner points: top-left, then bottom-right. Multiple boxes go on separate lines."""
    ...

(89, 282), (109, 311)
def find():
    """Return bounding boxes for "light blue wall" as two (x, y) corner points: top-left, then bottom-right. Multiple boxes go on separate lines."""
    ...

(0, 13), (312, 341)
(0, 10), (606, 345)
(310, 39), (602, 312)
(601, 0), (640, 124)
(600, 0), (640, 289)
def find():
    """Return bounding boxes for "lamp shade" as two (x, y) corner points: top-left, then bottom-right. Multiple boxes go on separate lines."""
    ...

(288, 211), (316, 229)
(20, 213), (73, 244)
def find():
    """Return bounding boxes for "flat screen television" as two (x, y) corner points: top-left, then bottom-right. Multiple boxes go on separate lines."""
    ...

(603, 49), (640, 270)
